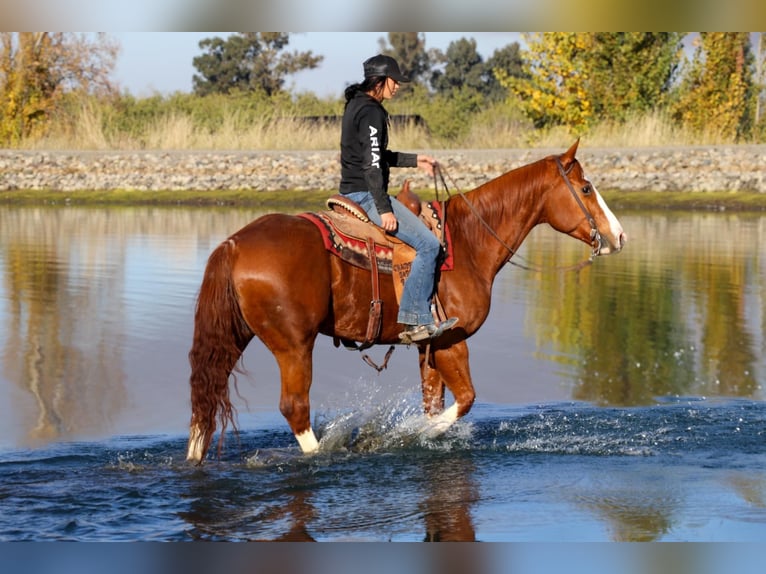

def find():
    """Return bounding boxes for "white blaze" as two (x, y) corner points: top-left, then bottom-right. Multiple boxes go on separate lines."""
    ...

(586, 173), (625, 253)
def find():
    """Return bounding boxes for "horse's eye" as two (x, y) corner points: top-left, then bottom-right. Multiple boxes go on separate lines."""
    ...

(581, 184), (592, 196)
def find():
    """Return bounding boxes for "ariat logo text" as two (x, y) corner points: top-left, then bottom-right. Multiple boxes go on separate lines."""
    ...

(369, 125), (380, 168)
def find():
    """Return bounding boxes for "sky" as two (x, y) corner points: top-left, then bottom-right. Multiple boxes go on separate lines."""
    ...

(110, 32), (523, 98)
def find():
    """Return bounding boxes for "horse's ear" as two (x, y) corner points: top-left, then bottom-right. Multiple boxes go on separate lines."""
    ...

(560, 138), (580, 168)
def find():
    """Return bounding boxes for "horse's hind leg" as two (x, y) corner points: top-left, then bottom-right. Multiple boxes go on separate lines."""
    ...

(273, 346), (320, 453)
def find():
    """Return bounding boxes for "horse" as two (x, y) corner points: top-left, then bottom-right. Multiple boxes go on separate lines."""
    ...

(185, 139), (626, 462)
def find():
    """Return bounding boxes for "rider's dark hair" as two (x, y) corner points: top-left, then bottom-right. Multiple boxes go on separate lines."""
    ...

(344, 76), (386, 106)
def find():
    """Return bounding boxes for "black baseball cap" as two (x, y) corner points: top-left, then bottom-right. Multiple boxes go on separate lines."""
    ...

(363, 54), (410, 83)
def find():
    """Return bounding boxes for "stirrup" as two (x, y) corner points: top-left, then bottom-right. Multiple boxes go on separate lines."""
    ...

(398, 317), (458, 344)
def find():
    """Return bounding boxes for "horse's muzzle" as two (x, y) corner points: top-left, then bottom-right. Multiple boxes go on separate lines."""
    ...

(596, 230), (627, 256)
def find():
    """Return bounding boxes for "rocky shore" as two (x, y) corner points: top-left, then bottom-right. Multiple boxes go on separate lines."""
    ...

(0, 145), (764, 193)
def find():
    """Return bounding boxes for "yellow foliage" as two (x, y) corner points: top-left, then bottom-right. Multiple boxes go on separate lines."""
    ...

(0, 32), (117, 145)
(672, 32), (753, 140)
(503, 33), (596, 131)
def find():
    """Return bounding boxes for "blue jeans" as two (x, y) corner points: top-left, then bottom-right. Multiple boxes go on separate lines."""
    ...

(344, 191), (441, 325)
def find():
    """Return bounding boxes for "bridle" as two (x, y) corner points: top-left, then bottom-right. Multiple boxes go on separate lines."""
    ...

(360, 156), (601, 371)
(555, 157), (604, 258)
(433, 156), (602, 273)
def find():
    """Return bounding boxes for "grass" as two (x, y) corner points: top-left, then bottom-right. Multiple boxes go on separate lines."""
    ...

(4, 187), (766, 212)
(29, 109), (346, 151)
(0, 188), (335, 209)
(600, 190), (766, 212)
(21, 96), (764, 151)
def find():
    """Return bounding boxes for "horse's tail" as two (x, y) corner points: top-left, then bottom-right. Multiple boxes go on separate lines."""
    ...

(186, 238), (253, 463)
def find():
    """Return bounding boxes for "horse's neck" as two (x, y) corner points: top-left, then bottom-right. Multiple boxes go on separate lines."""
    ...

(449, 165), (545, 275)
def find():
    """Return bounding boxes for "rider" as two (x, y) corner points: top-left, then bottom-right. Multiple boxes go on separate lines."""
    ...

(338, 54), (458, 343)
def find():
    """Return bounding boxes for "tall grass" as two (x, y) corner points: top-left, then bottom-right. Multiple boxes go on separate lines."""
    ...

(579, 110), (745, 147)
(17, 92), (762, 151)
(29, 104), (342, 151)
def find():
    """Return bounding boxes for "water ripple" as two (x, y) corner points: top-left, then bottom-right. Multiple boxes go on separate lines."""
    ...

(1, 399), (764, 541)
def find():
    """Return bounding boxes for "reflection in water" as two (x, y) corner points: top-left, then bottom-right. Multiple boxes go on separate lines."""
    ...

(1, 209), (127, 441)
(179, 468), (319, 541)
(518, 212), (766, 405)
(1, 207), (765, 447)
(574, 469), (679, 541)
(0, 206), (264, 444)
(421, 455), (478, 542)
(727, 474), (766, 509)
(178, 448), (478, 542)
(2, 206), (765, 544)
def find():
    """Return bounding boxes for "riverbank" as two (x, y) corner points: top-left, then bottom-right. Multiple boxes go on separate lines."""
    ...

(1, 146), (765, 209)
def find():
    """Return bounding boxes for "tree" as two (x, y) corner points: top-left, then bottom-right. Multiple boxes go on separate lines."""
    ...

(673, 32), (755, 140)
(377, 32), (430, 86)
(753, 33), (765, 128)
(0, 32), (117, 144)
(587, 33), (684, 121)
(504, 33), (594, 130)
(192, 33), (322, 97)
(484, 42), (526, 102)
(505, 33), (684, 131)
(430, 37), (486, 96)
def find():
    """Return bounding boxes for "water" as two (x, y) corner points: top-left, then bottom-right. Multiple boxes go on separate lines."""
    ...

(2, 399), (764, 542)
(1, 206), (765, 542)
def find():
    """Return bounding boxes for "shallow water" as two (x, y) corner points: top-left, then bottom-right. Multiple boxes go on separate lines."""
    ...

(0, 398), (764, 542)
(1, 206), (765, 541)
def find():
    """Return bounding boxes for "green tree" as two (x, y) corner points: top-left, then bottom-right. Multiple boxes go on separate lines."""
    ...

(0, 32), (117, 145)
(751, 33), (765, 131)
(587, 33), (684, 121)
(430, 37), (486, 96)
(672, 32), (755, 140)
(192, 33), (322, 97)
(377, 32), (430, 86)
(504, 33), (683, 131)
(484, 42), (526, 102)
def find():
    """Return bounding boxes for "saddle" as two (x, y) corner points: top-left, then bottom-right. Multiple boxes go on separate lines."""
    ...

(298, 181), (453, 349)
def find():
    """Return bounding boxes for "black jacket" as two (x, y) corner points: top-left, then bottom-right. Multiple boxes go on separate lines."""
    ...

(338, 91), (417, 214)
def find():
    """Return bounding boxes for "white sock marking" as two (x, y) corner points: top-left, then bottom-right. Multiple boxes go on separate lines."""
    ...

(186, 424), (205, 462)
(296, 428), (320, 454)
(425, 403), (460, 437)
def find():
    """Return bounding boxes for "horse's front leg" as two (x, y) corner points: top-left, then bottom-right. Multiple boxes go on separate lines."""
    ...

(419, 339), (476, 434)
(419, 347), (445, 415)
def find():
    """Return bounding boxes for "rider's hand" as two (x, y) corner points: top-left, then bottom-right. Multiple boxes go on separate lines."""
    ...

(417, 155), (438, 177)
(380, 212), (398, 232)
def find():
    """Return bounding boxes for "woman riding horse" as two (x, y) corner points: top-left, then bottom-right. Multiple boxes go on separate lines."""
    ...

(185, 139), (626, 462)
(339, 54), (458, 343)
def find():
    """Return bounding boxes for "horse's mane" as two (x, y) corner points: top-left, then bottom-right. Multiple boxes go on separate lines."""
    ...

(445, 156), (554, 249)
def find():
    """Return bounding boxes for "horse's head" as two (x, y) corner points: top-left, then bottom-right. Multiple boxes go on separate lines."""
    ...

(544, 139), (626, 256)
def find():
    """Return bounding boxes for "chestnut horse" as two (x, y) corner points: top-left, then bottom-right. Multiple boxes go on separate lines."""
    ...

(186, 140), (626, 462)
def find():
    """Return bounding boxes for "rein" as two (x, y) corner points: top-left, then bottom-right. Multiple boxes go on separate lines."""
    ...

(354, 156), (600, 372)
(555, 157), (603, 258)
(432, 159), (599, 273)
